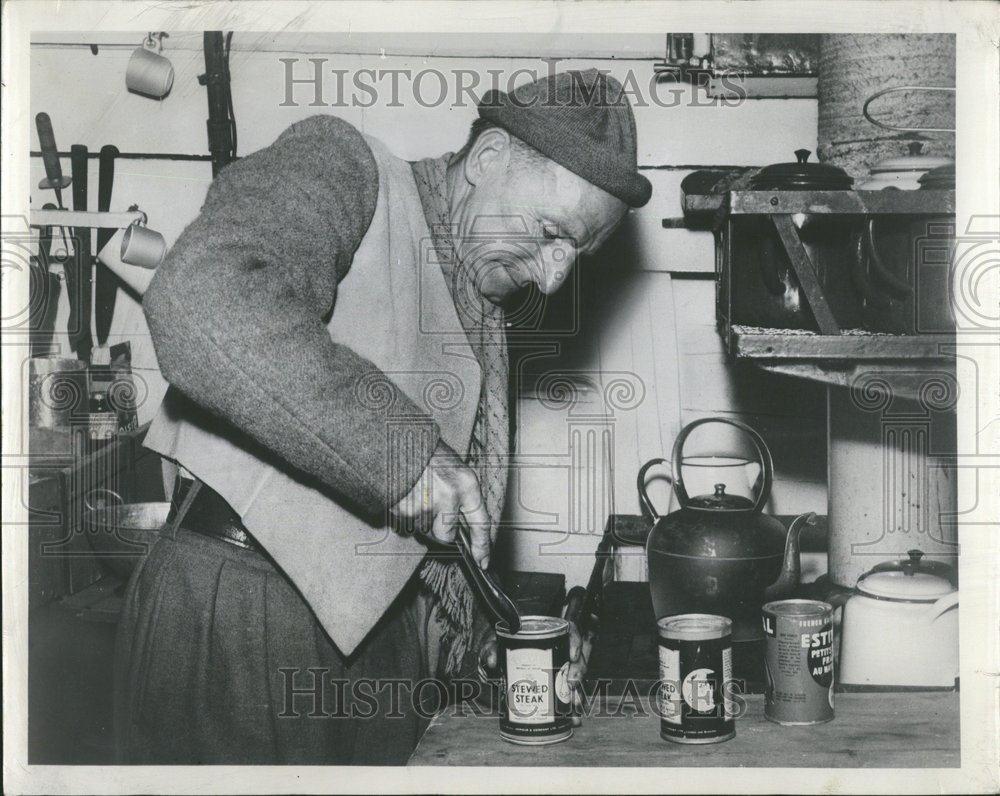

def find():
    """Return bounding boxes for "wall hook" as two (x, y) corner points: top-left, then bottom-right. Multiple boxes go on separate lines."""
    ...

(144, 31), (169, 53)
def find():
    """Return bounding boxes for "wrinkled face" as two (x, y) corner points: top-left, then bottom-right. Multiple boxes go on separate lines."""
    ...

(451, 129), (629, 305)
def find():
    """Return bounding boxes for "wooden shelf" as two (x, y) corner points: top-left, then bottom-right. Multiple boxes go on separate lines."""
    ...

(698, 186), (958, 384)
(728, 326), (955, 361)
(727, 189), (954, 217)
(674, 189), (955, 229)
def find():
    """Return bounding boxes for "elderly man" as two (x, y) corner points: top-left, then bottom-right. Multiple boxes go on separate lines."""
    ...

(115, 68), (651, 764)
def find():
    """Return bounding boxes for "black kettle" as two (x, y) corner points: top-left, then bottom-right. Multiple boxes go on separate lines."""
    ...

(638, 417), (815, 642)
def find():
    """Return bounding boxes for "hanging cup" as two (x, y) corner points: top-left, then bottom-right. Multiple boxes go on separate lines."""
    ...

(97, 222), (162, 296)
(126, 39), (174, 99)
(120, 222), (166, 269)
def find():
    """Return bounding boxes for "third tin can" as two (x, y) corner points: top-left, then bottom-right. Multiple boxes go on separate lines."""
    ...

(656, 614), (735, 744)
(762, 600), (835, 725)
(496, 616), (573, 745)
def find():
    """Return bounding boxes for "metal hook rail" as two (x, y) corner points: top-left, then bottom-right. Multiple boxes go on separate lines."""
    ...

(29, 208), (146, 229)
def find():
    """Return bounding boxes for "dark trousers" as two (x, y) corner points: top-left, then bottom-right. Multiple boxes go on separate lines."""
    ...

(113, 529), (429, 764)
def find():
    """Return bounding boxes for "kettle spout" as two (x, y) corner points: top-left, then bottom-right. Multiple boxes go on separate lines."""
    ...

(765, 512), (817, 600)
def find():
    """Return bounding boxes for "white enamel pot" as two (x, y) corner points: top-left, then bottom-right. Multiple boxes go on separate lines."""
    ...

(839, 549), (958, 688)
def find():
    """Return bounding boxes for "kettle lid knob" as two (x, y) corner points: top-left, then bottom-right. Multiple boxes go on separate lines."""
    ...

(714, 483), (726, 497)
(794, 148), (811, 163)
(904, 549), (925, 576)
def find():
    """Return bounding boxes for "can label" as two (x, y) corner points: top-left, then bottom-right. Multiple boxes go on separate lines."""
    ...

(763, 600), (835, 725)
(497, 617), (572, 745)
(88, 411), (118, 441)
(657, 615), (735, 744)
(505, 647), (554, 725)
(658, 646), (682, 724)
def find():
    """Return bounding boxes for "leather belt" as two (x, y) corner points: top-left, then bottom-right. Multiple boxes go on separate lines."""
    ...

(169, 477), (262, 553)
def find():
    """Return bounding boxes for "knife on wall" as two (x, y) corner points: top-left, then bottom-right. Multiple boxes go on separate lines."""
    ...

(94, 145), (120, 346)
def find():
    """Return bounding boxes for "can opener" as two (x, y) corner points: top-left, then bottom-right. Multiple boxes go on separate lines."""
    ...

(454, 518), (521, 634)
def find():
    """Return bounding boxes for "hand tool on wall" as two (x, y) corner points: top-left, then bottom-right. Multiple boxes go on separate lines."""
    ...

(69, 144), (93, 363)
(34, 113), (71, 206)
(34, 112), (72, 254)
(200, 31), (237, 177)
(94, 145), (120, 347)
(29, 202), (62, 356)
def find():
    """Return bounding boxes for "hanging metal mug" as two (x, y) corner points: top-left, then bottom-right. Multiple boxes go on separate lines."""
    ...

(126, 32), (174, 99)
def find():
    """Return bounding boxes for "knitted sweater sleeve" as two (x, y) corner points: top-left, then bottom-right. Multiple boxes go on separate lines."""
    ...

(143, 115), (440, 516)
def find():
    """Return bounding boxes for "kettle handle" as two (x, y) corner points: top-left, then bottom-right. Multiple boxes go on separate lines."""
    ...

(637, 458), (670, 521)
(925, 590), (959, 623)
(671, 417), (774, 513)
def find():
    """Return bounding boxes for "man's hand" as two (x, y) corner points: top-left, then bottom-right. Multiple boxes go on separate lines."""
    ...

(391, 439), (492, 569)
(479, 620), (589, 726)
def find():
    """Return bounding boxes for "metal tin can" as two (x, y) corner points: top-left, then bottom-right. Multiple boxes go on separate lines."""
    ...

(656, 614), (735, 744)
(762, 599), (835, 725)
(495, 616), (573, 745)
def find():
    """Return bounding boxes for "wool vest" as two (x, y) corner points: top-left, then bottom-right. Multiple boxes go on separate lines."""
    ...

(145, 135), (481, 656)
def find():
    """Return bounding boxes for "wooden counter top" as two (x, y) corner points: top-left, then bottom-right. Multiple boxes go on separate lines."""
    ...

(409, 692), (959, 768)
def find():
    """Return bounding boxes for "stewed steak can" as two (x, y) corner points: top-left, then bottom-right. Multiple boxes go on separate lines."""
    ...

(656, 614), (735, 744)
(496, 616), (573, 745)
(762, 600), (835, 725)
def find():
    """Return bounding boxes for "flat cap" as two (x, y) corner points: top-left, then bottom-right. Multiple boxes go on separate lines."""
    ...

(478, 68), (652, 208)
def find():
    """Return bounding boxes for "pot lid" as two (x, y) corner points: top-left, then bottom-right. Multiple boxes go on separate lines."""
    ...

(751, 149), (854, 191)
(870, 142), (953, 174)
(919, 163), (956, 189)
(658, 614), (732, 641)
(686, 483), (754, 512)
(857, 550), (956, 601)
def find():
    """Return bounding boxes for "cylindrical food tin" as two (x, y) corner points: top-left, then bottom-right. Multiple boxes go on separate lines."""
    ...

(656, 614), (735, 744)
(29, 356), (89, 430)
(496, 616), (573, 745)
(762, 600), (835, 725)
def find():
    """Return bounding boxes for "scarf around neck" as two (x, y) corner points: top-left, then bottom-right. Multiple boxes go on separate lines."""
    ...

(410, 153), (511, 676)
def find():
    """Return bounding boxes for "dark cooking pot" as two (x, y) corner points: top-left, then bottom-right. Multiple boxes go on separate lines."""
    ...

(750, 148), (854, 191)
(637, 417), (815, 642)
(913, 164), (957, 332)
(83, 489), (170, 579)
(850, 149), (955, 334)
(853, 161), (956, 334)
